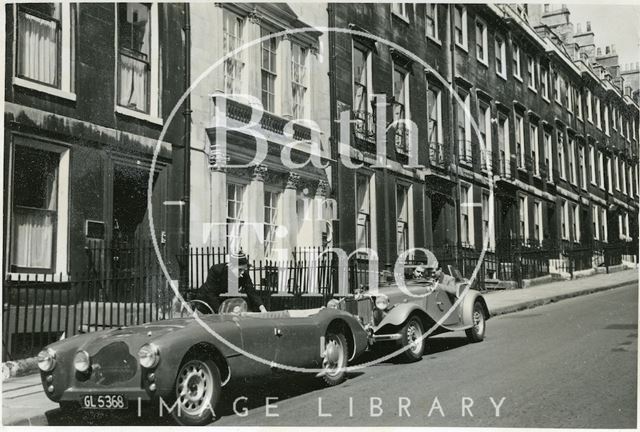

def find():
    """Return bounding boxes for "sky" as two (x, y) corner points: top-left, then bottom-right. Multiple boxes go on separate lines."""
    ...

(567, 4), (640, 69)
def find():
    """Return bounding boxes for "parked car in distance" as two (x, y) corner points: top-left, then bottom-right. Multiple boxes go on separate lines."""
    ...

(329, 265), (490, 362)
(36, 299), (369, 426)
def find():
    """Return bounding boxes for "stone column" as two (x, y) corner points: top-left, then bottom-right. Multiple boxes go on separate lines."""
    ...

(246, 165), (267, 261)
(281, 173), (300, 256)
(278, 34), (293, 118)
(208, 149), (228, 249)
(245, 8), (262, 100)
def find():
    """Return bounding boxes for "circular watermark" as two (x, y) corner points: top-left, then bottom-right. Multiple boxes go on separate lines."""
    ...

(147, 26), (495, 374)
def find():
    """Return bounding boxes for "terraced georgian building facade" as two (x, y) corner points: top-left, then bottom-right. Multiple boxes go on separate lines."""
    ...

(328, 3), (639, 281)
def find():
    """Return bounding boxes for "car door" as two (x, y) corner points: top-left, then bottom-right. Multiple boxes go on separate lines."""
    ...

(272, 317), (322, 368)
(236, 316), (280, 366)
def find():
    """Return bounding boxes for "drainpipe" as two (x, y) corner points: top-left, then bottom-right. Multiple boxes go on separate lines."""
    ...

(182, 3), (191, 259)
(448, 4), (462, 265)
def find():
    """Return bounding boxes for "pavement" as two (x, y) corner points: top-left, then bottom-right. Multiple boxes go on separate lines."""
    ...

(2, 268), (638, 426)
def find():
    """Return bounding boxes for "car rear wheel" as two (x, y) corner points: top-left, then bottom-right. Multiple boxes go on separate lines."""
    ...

(321, 332), (348, 386)
(398, 316), (425, 362)
(171, 358), (221, 426)
(465, 301), (486, 343)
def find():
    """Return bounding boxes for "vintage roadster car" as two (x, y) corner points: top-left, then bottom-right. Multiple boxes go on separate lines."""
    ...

(329, 264), (490, 362)
(36, 299), (368, 426)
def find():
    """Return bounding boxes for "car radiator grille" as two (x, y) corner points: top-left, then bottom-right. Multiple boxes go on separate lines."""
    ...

(86, 341), (138, 386)
(342, 298), (374, 327)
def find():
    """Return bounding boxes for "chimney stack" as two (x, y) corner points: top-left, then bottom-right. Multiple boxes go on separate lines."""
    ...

(597, 47), (602, 56)
(586, 21), (591, 32)
(605, 46), (610, 55)
(611, 44), (616, 54)
(576, 23), (582, 33)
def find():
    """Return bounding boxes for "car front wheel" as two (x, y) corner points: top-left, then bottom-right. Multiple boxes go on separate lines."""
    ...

(171, 358), (222, 426)
(397, 316), (425, 362)
(465, 301), (486, 343)
(321, 332), (348, 386)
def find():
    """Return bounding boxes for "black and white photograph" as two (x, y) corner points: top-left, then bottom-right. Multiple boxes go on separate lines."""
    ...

(2, 1), (639, 428)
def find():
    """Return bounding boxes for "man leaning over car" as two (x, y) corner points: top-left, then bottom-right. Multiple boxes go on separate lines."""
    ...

(174, 251), (267, 314)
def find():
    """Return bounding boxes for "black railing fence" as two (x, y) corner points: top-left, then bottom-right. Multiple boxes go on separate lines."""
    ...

(4, 239), (637, 361)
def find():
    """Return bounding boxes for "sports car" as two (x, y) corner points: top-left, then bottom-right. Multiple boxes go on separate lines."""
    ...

(330, 264), (490, 362)
(36, 299), (369, 426)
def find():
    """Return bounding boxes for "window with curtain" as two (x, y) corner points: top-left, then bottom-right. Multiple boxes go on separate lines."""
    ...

(291, 43), (307, 119)
(481, 191), (494, 250)
(11, 145), (60, 271)
(515, 113), (525, 168)
(454, 5), (467, 48)
(513, 43), (521, 78)
(223, 10), (244, 94)
(457, 92), (471, 162)
(356, 174), (372, 252)
(495, 35), (506, 76)
(227, 184), (246, 253)
(396, 185), (409, 255)
(475, 20), (487, 63)
(353, 45), (374, 140)
(557, 130), (566, 179)
(261, 27), (277, 113)
(519, 195), (528, 242)
(264, 191), (280, 257)
(530, 123), (539, 175)
(544, 132), (553, 181)
(460, 185), (472, 246)
(117, 3), (151, 113)
(17, 3), (75, 89)
(392, 65), (409, 153)
(479, 103), (491, 169)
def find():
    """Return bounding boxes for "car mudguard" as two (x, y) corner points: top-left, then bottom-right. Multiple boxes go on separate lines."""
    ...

(373, 303), (430, 333)
(458, 290), (490, 329)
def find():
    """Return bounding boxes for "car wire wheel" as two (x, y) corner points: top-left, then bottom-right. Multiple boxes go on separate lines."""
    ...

(320, 332), (348, 386)
(406, 320), (424, 355)
(176, 360), (216, 416)
(465, 301), (486, 343)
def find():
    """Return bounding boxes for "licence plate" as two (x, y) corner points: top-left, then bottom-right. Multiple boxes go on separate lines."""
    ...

(80, 394), (128, 410)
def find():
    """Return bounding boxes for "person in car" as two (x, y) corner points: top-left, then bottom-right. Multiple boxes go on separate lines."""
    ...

(175, 251), (267, 314)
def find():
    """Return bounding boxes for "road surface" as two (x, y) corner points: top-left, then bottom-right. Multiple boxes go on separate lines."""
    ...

(3, 282), (637, 428)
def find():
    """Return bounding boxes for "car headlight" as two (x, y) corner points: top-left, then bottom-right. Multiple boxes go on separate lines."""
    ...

(138, 343), (160, 368)
(37, 348), (56, 372)
(74, 350), (91, 372)
(375, 294), (390, 310)
(327, 299), (340, 309)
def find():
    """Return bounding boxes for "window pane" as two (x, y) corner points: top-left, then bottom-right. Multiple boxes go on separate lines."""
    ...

(17, 4), (61, 86)
(12, 145), (59, 269)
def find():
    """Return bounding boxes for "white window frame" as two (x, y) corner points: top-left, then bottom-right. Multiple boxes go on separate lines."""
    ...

(115, 3), (162, 124)
(459, 183), (474, 247)
(598, 152), (605, 189)
(519, 195), (529, 242)
(530, 123), (540, 176)
(516, 113), (525, 168)
(9, 136), (70, 276)
(512, 42), (522, 80)
(573, 204), (580, 243)
(607, 156), (613, 192)
(454, 5), (468, 50)
(615, 155), (620, 190)
(558, 130), (566, 180)
(592, 204), (600, 240)
(533, 200), (543, 244)
(226, 183), (247, 253)
(425, 4), (439, 42)
(541, 68), (549, 101)
(561, 200), (570, 241)
(544, 131), (553, 182)
(580, 144), (587, 189)
(601, 207), (608, 243)
(481, 190), (495, 250)
(622, 160), (627, 194)
(554, 71), (562, 104)
(392, 62), (411, 153)
(595, 97), (602, 129)
(568, 136), (577, 185)
(590, 145), (597, 185)
(604, 105), (610, 135)
(458, 91), (472, 162)
(475, 18), (488, 65)
(13, 3), (76, 101)
(586, 89), (593, 123)
(426, 83), (443, 146)
(527, 56), (536, 91)
(495, 34), (506, 78)
(396, 184), (413, 255)
(392, 3), (410, 22)
(576, 88), (583, 120)
(291, 42), (308, 119)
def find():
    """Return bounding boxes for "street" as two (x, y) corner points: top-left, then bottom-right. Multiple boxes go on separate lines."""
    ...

(3, 283), (637, 428)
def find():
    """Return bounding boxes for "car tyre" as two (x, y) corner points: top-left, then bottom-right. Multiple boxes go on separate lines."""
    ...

(465, 301), (486, 343)
(321, 332), (348, 386)
(397, 316), (425, 362)
(171, 357), (222, 426)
